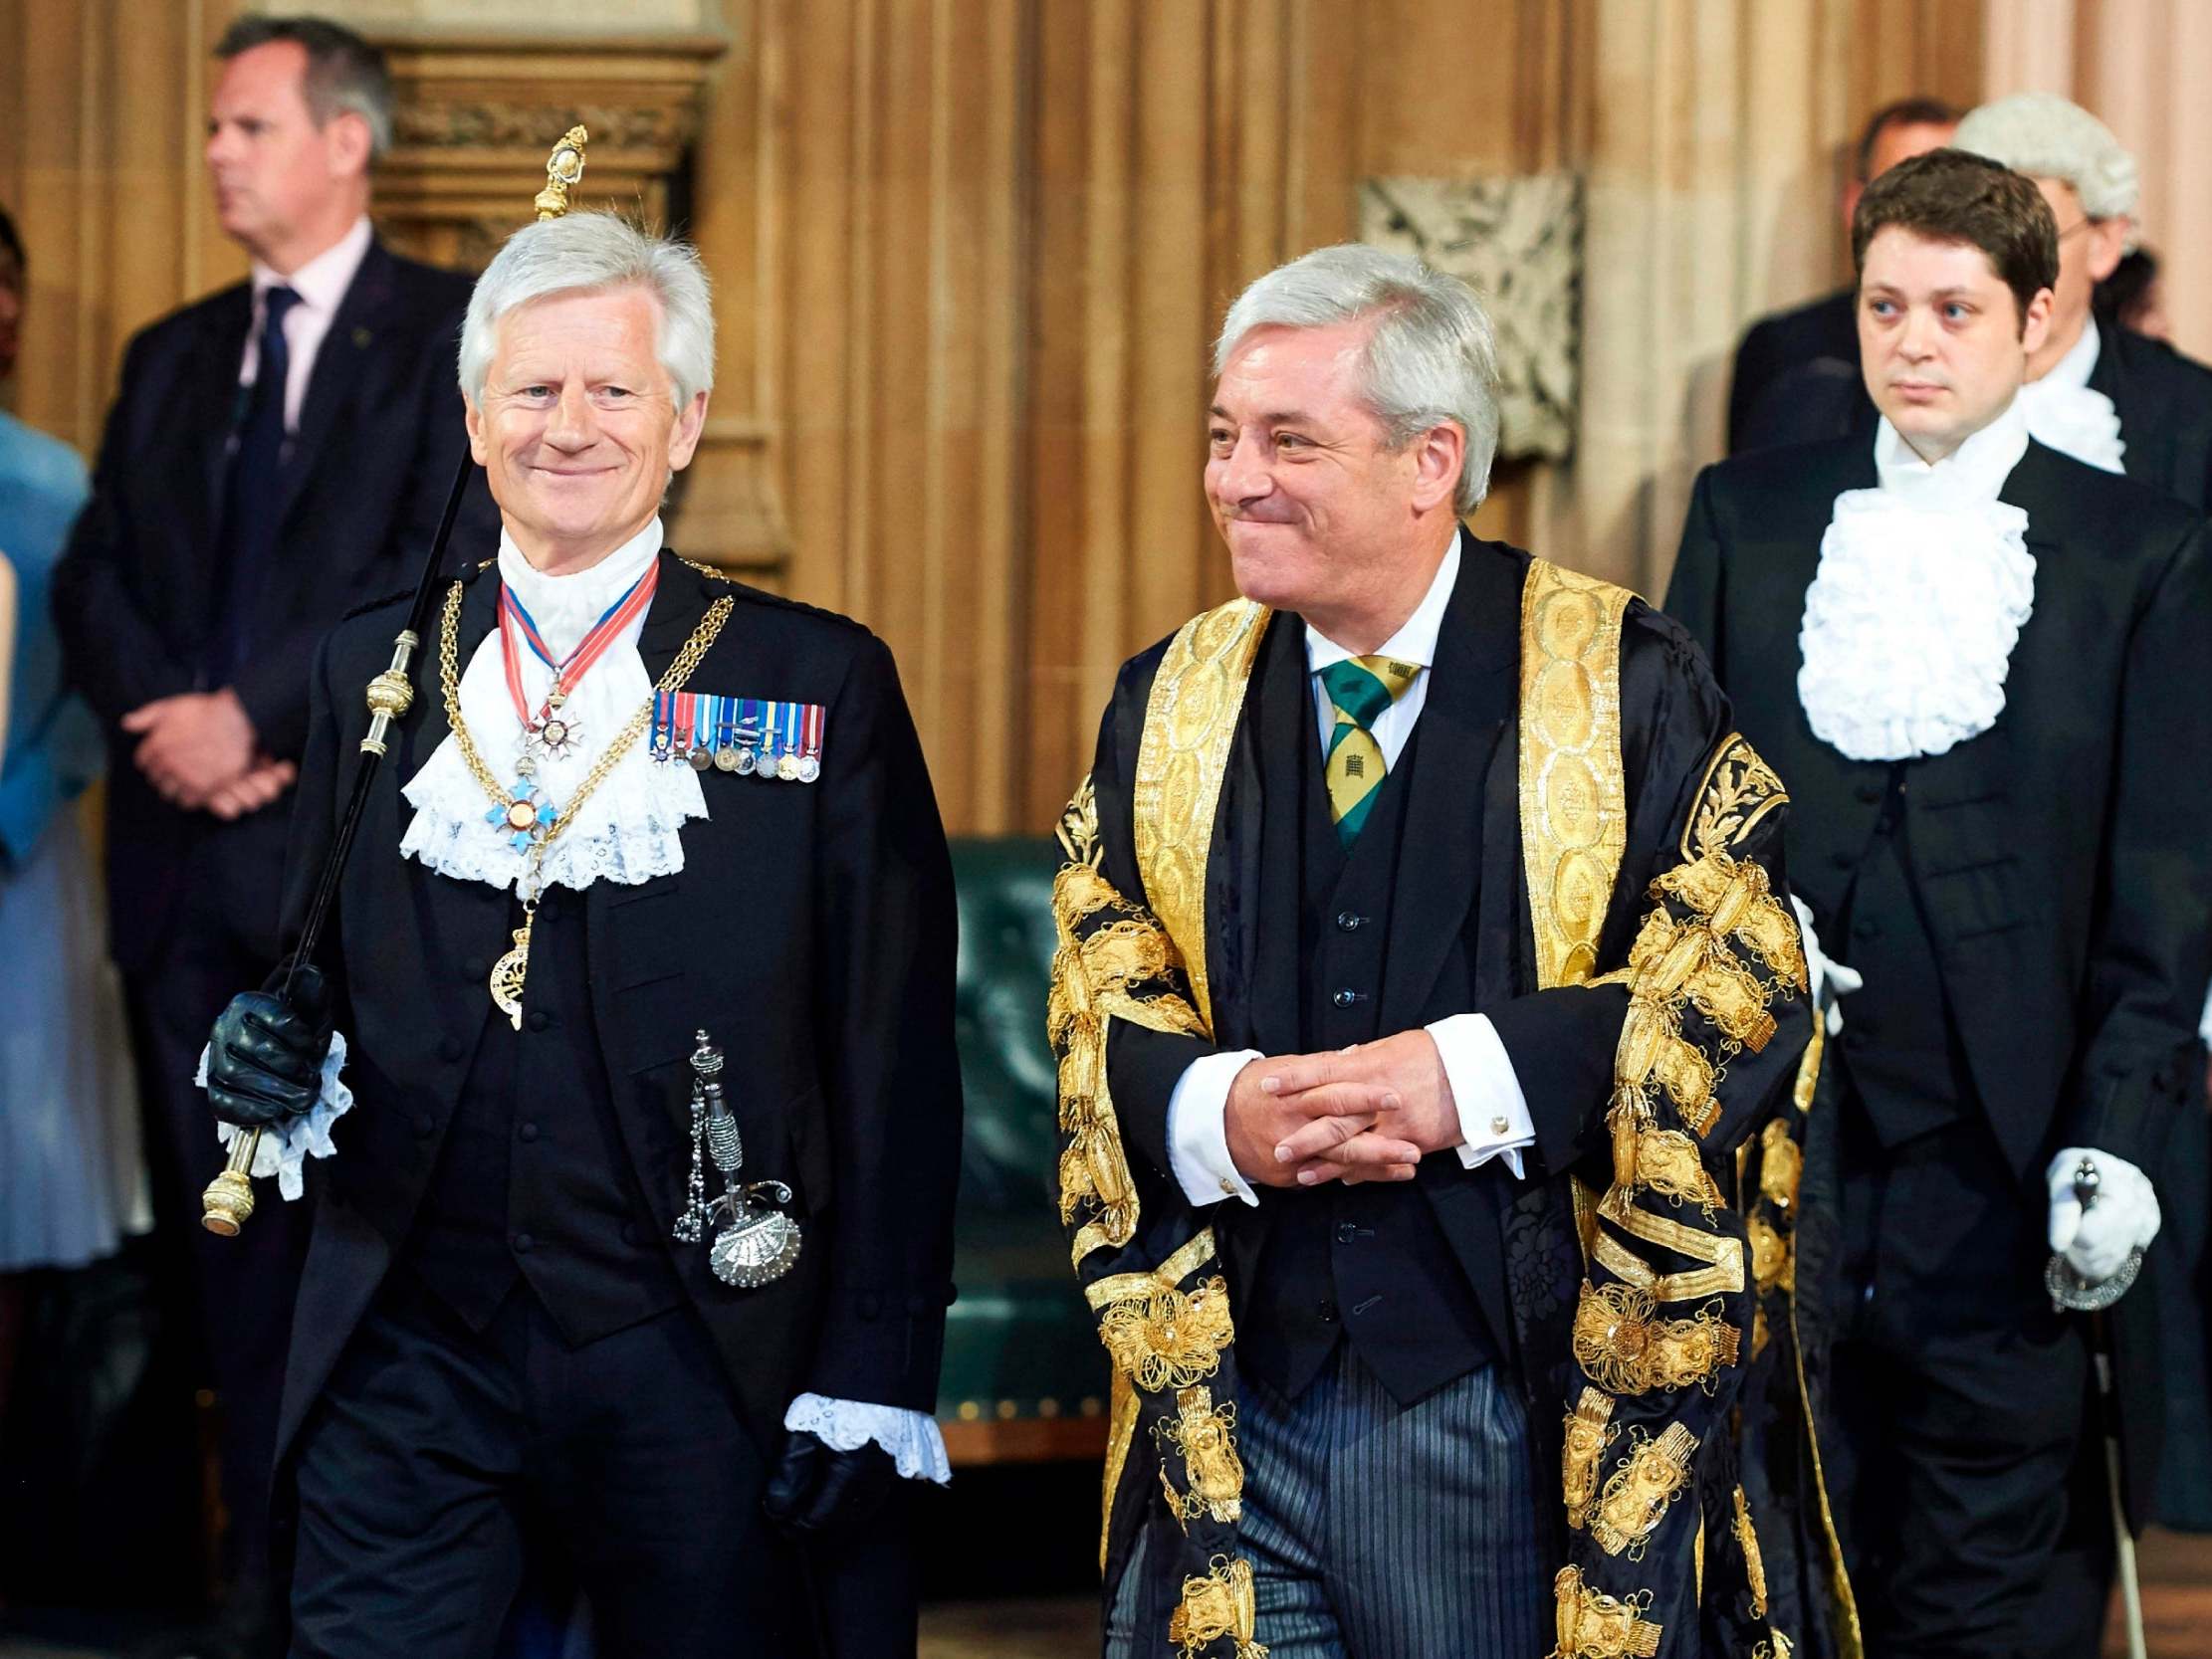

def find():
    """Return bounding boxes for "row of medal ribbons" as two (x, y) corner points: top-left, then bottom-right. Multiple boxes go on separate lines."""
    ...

(651, 691), (827, 782)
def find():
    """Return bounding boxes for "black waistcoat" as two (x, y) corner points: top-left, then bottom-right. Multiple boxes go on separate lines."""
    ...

(1233, 720), (1498, 1404)
(406, 880), (685, 1344)
(1830, 763), (1978, 1146)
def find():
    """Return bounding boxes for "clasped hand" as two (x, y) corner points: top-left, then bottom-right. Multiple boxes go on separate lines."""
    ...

(1224, 1030), (1461, 1188)
(122, 689), (294, 818)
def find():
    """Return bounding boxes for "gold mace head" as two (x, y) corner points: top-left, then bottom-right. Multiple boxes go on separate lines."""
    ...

(535, 124), (590, 220)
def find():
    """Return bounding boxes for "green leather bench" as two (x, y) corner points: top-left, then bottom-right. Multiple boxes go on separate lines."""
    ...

(937, 837), (1109, 1464)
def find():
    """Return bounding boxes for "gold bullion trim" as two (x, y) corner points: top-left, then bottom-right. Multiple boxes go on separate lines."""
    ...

(1517, 558), (1636, 991)
(1590, 1205), (1748, 1301)
(1591, 1422), (1700, 1559)
(1735, 1485), (1770, 1618)
(1563, 1386), (1618, 1529)
(1169, 1554), (1266, 1659)
(1131, 599), (1272, 1033)
(1550, 1564), (1662, 1657)
(1154, 1384), (1245, 1526)
(1571, 1279), (1742, 1395)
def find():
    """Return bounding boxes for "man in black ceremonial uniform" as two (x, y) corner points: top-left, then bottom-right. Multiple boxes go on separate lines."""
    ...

(1668, 149), (2212, 1657)
(200, 211), (961, 1657)
(1726, 96), (1956, 454)
(49, 19), (495, 1645)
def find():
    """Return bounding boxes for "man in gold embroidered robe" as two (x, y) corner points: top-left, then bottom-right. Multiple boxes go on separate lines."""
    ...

(1049, 245), (1815, 1659)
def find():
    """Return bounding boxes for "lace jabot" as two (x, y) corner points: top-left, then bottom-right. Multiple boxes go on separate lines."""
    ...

(2020, 316), (2126, 475)
(399, 518), (709, 895)
(1797, 401), (2038, 762)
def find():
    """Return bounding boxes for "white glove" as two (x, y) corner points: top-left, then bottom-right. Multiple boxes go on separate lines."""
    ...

(1791, 896), (1864, 1036)
(2046, 1147), (2161, 1283)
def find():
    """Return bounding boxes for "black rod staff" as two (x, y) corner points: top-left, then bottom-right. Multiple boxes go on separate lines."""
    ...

(202, 126), (591, 1238)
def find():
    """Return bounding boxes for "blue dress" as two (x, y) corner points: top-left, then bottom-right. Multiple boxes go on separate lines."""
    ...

(0, 407), (147, 1270)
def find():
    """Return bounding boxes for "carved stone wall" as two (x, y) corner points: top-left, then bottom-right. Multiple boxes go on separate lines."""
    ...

(1362, 173), (1583, 462)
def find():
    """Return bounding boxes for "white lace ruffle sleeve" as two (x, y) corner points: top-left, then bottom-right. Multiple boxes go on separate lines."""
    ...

(783, 1392), (953, 1485)
(198, 1029), (354, 1201)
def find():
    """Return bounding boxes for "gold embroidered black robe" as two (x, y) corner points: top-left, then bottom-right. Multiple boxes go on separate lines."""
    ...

(1050, 537), (1817, 1658)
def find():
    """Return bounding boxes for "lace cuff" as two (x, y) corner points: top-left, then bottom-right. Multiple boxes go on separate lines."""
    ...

(782, 1392), (952, 1485)
(196, 1029), (355, 1202)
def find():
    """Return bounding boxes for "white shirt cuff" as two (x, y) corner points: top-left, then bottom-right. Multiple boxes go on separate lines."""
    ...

(1167, 1048), (1263, 1207)
(1428, 1013), (1534, 1179)
(783, 1393), (952, 1485)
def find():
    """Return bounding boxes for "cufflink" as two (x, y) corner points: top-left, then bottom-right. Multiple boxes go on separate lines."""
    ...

(1491, 1116), (1511, 1137)
(1219, 1178), (1237, 1196)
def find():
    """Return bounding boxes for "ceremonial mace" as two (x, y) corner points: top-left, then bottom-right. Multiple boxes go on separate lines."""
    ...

(202, 127), (592, 1237)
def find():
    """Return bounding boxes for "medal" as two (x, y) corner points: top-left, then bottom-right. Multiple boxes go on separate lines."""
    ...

(485, 780), (556, 852)
(499, 563), (657, 767)
(489, 921), (533, 1030)
(687, 691), (714, 771)
(733, 703), (760, 776)
(796, 701), (824, 783)
(651, 690), (674, 761)
(756, 703), (781, 780)
(775, 700), (802, 780)
(713, 695), (742, 772)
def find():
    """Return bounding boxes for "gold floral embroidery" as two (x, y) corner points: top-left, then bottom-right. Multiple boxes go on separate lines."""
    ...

(1628, 1127), (1724, 1216)
(1685, 733), (1789, 862)
(1169, 1555), (1267, 1659)
(1735, 1485), (1770, 1618)
(1591, 1422), (1700, 1559)
(1154, 1384), (1245, 1526)
(1549, 1564), (1663, 1657)
(1572, 1280), (1742, 1395)
(1056, 773), (1102, 867)
(1748, 1215), (1792, 1297)
(1048, 857), (1209, 1266)
(1563, 1387), (1618, 1529)
(1758, 1116), (1804, 1212)
(1095, 1275), (1236, 1393)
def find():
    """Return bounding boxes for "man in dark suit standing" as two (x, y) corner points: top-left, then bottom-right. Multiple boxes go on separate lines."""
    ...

(1952, 93), (2212, 508)
(50, 17), (490, 1644)
(1054, 245), (1812, 1659)
(1727, 97), (1957, 454)
(1668, 149), (2212, 1656)
(198, 210), (962, 1657)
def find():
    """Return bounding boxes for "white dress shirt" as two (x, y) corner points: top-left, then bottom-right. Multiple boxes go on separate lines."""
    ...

(2019, 315), (2126, 475)
(1164, 538), (1538, 1208)
(240, 214), (374, 434)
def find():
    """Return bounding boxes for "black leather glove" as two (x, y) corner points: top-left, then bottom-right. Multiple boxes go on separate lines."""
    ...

(205, 963), (334, 1130)
(762, 1428), (898, 1539)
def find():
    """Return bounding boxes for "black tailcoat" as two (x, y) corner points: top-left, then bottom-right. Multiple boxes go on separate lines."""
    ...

(1668, 435), (2212, 1525)
(2087, 323), (2212, 511)
(52, 238), (496, 970)
(272, 548), (963, 1478)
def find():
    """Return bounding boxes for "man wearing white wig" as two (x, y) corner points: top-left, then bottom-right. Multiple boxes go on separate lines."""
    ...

(1670, 149), (2212, 1656)
(1052, 243), (1812, 1657)
(201, 212), (963, 1656)
(1954, 91), (2212, 509)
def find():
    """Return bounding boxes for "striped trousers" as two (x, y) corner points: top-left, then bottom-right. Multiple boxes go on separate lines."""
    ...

(1106, 1346), (1547, 1659)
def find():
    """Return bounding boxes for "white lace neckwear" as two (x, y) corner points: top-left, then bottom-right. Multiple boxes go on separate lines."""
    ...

(399, 517), (709, 894)
(1797, 397), (2038, 762)
(2020, 315), (2126, 474)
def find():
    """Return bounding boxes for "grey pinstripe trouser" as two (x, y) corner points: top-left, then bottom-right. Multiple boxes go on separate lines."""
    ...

(1105, 1345), (1547, 1659)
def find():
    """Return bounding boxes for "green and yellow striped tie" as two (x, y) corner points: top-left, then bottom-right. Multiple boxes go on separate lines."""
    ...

(1319, 655), (1422, 845)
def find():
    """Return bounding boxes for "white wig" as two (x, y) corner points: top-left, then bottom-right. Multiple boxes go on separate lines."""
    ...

(1215, 243), (1502, 516)
(1954, 93), (2138, 220)
(458, 212), (715, 407)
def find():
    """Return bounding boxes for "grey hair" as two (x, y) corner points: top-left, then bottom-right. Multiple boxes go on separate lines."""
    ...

(1214, 243), (1502, 515)
(1954, 93), (2139, 221)
(458, 213), (716, 409)
(216, 16), (394, 161)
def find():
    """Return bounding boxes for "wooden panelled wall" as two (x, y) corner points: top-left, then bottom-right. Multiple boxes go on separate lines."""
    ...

(1, 0), (1986, 835)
